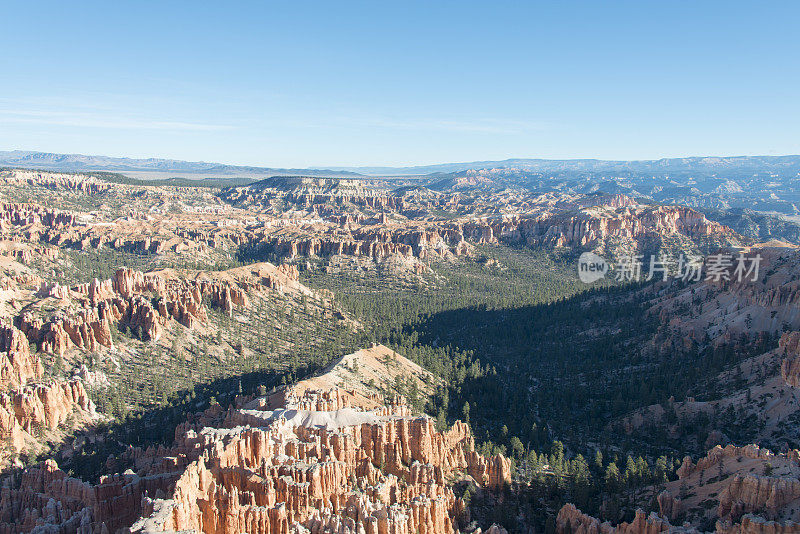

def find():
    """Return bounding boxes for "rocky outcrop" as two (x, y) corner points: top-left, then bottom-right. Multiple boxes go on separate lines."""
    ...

(460, 204), (734, 252)
(0, 323), (96, 461)
(676, 444), (774, 480)
(19, 306), (116, 356)
(0, 339), (511, 533)
(0, 325), (42, 389)
(0, 379), (95, 453)
(125, 364), (509, 534)
(219, 177), (405, 213)
(273, 235), (414, 260)
(218, 184), (735, 266)
(0, 408), (214, 533)
(261, 204), (731, 263)
(0, 458), (178, 534)
(266, 225), (472, 262)
(718, 474), (800, 523)
(467, 449), (512, 490)
(287, 192), (405, 211)
(0, 242), (59, 264)
(111, 268), (165, 299)
(779, 332), (800, 387)
(17, 264), (295, 354)
(0, 169), (113, 195)
(559, 442), (800, 534)
(0, 180), (739, 275)
(717, 514), (800, 534)
(0, 376), (510, 534)
(133, 388), (510, 534)
(0, 203), (77, 230)
(555, 503), (694, 534)
(657, 490), (682, 522)
(135, 425), (456, 533)
(256, 202), (735, 265)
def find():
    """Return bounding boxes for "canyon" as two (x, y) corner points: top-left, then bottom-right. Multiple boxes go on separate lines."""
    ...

(0, 171), (742, 278)
(0, 168), (796, 533)
(0, 346), (510, 534)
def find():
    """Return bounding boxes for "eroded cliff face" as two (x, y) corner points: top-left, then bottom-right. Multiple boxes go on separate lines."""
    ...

(0, 346), (510, 534)
(0, 252), (321, 468)
(461, 204), (733, 253)
(133, 387), (510, 534)
(0, 324), (98, 462)
(0, 325), (42, 389)
(0, 203), (77, 230)
(0, 170), (113, 195)
(676, 445), (800, 526)
(650, 248), (800, 349)
(262, 203), (733, 265)
(0, 456), (180, 534)
(17, 262), (300, 355)
(556, 503), (690, 534)
(220, 178), (730, 256)
(0, 171), (741, 279)
(0, 379), (95, 455)
(0, 258), (308, 462)
(679, 445), (800, 532)
(557, 444), (800, 534)
(717, 474), (800, 523)
(779, 332), (800, 387)
(715, 514), (800, 534)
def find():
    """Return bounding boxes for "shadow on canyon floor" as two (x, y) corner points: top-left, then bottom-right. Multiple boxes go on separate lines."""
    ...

(18, 366), (308, 483)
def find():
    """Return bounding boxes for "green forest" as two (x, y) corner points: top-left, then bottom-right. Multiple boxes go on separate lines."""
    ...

(302, 243), (778, 529)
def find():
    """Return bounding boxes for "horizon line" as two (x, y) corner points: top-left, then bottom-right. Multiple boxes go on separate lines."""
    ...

(2, 148), (800, 172)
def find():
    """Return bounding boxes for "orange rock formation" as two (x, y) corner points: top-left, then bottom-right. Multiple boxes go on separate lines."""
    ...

(0, 357), (511, 533)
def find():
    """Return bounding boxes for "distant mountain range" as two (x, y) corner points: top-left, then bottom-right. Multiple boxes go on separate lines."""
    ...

(0, 150), (362, 179)
(3, 150), (800, 179)
(3, 148), (800, 244)
(321, 155), (800, 177)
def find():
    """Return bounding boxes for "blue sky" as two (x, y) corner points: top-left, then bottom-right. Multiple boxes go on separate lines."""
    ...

(1, 1), (798, 167)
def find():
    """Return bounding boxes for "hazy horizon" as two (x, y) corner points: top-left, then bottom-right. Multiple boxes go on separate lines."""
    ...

(4, 148), (800, 174)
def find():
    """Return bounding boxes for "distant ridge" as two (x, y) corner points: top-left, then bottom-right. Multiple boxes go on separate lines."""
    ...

(0, 150), (364, 180)
(2, 149), (800, 179)
(319, 155), (800, 176)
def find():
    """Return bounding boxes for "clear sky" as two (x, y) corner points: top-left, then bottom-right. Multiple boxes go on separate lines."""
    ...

(1, 1), (798, 168)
